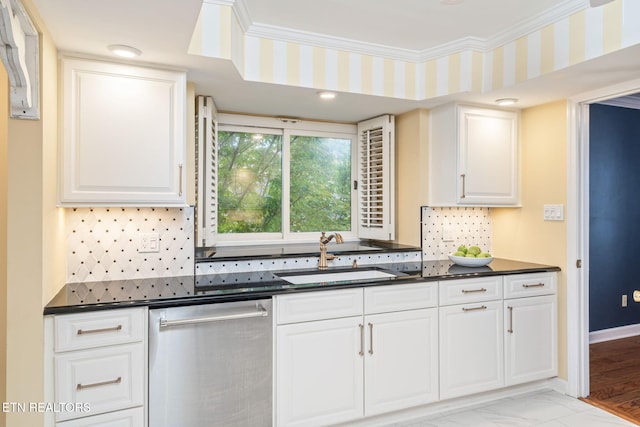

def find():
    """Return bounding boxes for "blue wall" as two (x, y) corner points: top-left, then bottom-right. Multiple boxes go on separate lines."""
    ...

(589, 103), (640, 332)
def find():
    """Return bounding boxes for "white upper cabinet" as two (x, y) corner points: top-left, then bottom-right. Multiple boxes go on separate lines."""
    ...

(429, 104), (520, 207)
(59, 57), (186, 206)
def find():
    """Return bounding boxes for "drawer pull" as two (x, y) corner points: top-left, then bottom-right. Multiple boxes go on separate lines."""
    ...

(77, 325), (122, 335)
(461, 288), (487, 294)
(522, 283), (545, 288)
(77, 376), (122, 391)
(462, 305), (487, 312)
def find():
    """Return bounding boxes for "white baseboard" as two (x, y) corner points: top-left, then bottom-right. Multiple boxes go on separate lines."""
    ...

(589, 323), (640, 344)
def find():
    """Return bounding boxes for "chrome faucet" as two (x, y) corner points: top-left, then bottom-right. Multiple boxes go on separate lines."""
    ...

(318, 231), (343, 270)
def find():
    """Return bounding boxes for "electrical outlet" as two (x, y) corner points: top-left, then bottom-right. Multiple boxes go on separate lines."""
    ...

(140, 232), (160, 253)
(622, 294), (628, 307)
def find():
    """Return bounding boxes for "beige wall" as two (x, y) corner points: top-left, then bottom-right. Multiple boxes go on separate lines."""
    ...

(3, 1), (63, 425)
(0, 62), (8, 427)
(491, 100), (568, 379)
(394, 109), (430, 247)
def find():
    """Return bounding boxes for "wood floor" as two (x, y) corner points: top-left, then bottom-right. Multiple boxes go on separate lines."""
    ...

(582, 335), (640, 425)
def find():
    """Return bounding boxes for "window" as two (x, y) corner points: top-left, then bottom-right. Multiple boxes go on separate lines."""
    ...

(215, 115), (357, 243)
(195, 103), (395, 246)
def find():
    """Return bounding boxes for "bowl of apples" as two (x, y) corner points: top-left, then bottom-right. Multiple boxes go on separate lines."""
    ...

(448, 245), (493, 267)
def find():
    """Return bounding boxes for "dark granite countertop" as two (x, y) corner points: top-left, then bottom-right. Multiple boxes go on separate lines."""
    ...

(44, 258), (560, 315)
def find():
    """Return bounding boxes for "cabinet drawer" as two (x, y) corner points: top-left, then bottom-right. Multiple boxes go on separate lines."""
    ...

(439, 276), (503, 306)
(56, 406), (144, 427)
(55, 308), (145, 352)
(504, 272), (556, 298)
(364, 282), (437, 314)
(54, 343), (144, 421)
(276, 288), (363, 324)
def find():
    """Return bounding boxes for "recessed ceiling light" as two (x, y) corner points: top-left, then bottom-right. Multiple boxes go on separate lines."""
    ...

(318, 91), (336, 100)
(108, 45), (142, 58)
(495, 98), (518, 106)
(440, 0), (463, 4)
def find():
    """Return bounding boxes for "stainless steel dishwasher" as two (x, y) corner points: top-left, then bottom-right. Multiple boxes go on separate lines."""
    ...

(149, 299), (272, 427)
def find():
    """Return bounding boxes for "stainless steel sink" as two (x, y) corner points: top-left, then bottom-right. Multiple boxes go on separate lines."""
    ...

(276, 269), (399, 285)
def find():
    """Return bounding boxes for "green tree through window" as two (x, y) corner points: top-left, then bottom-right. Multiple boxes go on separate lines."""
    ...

(218, 131), (282, 233)
(217, 130), (352, 235)
(290, 135), (351, 232)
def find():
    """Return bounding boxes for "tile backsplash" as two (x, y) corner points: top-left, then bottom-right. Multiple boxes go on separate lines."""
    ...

(195, 251), (422, 276)
(66, 207), (194, 283)
(64, 205), (487, 283)
(421, 206), (491, 261)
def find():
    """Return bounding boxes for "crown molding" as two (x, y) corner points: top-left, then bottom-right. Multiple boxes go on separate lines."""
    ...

(485, 0), (589, 51)
(209, 0), (591, 63)
(246, 22), (421, 62)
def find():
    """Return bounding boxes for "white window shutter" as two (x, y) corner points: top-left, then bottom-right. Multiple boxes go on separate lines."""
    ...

(357, 115), (395, 241)
(196, 95), (218, 246)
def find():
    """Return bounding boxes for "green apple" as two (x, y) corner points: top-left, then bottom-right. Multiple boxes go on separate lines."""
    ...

(468, 246), (482, 256)
(453, 251), (466, 257)
(457, 245), (468, 254)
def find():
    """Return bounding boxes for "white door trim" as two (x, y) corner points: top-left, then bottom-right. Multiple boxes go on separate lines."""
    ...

(567, 78), (640, 398)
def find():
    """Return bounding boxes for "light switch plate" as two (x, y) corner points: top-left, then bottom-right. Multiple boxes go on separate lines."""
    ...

(543, 204), (564, 221)
(442, 225), (455, 242)
(140, 232), (160, 253)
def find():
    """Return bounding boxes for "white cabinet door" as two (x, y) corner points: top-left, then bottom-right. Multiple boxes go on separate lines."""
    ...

(458, 106), (519, 205)
(439, 300), (504, 399)
(504, 295), (557, 385)
(429, 104), (519, 207)
(364, 308), (438, 416)
(60, 57), (186, 206)
(276, 316), (364, 427)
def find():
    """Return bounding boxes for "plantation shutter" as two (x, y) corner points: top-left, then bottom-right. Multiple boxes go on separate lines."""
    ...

(356, 115), (395, 240)
(196, 95), (218, 246)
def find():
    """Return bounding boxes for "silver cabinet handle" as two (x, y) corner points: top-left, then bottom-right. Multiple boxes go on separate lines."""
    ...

(462, 305), (487, 312)
(77, 325), (122, 335)
(159, 305), (267, 328)
(368, 323), (374, 355)
(460, 174), (466, 198)
(507, 306), (514, 333)
(461, 288), (487, 294)
(359, 324), (364, 356)
(178, 164), (183, 197)
(522, 283), (545, 288)
(77, 376), (121, 391)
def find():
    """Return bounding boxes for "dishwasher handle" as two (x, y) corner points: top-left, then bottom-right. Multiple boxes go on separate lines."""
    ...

(159, 304), (268, 328)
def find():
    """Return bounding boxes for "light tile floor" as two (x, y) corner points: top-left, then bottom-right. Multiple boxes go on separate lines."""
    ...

(389, 390), (636, 427)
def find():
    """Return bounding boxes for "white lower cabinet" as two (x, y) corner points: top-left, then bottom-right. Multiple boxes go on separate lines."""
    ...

(364, 308), (438, 416)
(439, 299), (504, 399)
(275, 283), (439, 427)
(45, 307), (147, 427)
(276, 316), (364, 427)
(505, 294), (558, 385)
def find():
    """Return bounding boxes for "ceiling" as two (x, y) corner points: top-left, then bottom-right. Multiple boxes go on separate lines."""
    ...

(29, 0), (640, 122)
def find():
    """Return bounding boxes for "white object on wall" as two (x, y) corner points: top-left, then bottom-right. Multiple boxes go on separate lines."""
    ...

(0, 0), (39, 119)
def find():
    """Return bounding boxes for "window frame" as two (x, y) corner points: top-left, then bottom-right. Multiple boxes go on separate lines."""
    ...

(216, 114), (358, 245)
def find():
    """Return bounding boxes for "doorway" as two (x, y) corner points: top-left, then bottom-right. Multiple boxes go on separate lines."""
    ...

(567, 78), (640, 399)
